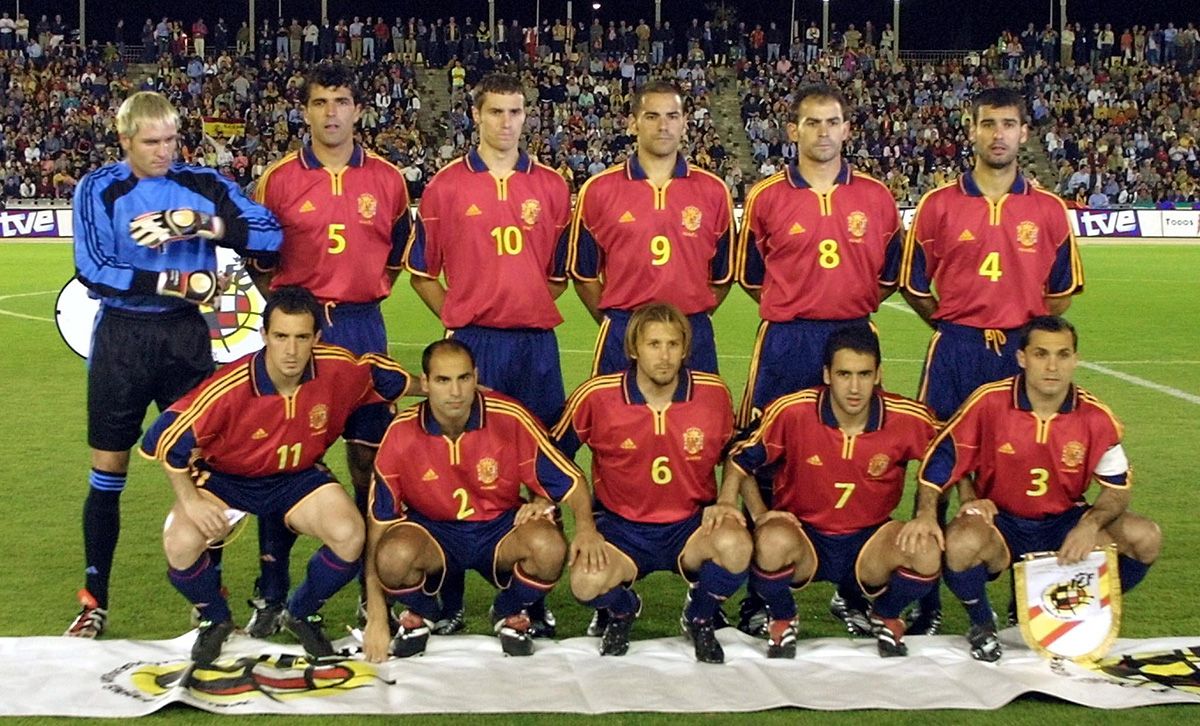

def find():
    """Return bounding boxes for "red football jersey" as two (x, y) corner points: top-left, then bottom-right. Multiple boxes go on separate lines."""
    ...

(730, 387), (938, 534)
(899, 171), (1083, 329)
(405, 150), (571, 329)
(142, 345), (414, 476)
(553, 369), (734, 523)
(371, 391), (584, 523)
(568, 154), (734, 315)
(738, 163), (902, 322)
(918, 376), (1128, 519)
(255, 145), (412, 304)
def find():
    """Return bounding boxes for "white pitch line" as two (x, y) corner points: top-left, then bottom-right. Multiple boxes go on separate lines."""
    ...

(1079, 362), (1200, 406)
(0, 289), (58, 322)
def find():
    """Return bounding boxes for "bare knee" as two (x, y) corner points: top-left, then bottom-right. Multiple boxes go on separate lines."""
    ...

(519, 521), (567, 579)
(163, 516), (208, 571)
(323, 515), (365, 562)
(753, 520), (804, 571)
(374, 531), (425, 588)
(709, 522), (753, 572)
(571, 566), (616, 602)
(1124, 517), (1162, 564)
(943, 518), (995, 572)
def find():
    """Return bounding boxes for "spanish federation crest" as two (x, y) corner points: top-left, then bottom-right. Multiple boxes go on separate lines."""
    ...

(477, 457), (499, 486)
(681, 206), (702, 233)
(1062, 441), (1087, 469)
(867, 453), (889, 478)
(847, 210), (868, 239)
(683, 427), (705, 455)
(357, 193), (378, 220)
(309, 404), (329, 432)
(1015, 546), (1122, 662)
(521, 199), (541, 226)
(1017, 220), (1039, 248)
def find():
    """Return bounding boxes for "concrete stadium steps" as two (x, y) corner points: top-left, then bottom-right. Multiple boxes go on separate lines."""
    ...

(709, 67), (757, 180)
(415, 67), (453, 143)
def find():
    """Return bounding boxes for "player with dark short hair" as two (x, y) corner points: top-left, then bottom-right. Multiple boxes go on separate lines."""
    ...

(555, 303), (750, 663)
(363, 339), (607, 660)
(912, 316), (1161, 662)
(726, 325), (942, 658)
(67, 90), (281, 638)
(141, 285), (418, 664)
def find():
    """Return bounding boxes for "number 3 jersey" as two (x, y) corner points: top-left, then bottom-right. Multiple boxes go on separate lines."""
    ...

(371, 391), (584, 523)
(552, 369), (735, 524)
(730, 387), (938, 535)
(141, 345), (414, 475)
(254, 145), (412, 304)
(918, 375), (1128, 519)
(404, 150), (571, 330)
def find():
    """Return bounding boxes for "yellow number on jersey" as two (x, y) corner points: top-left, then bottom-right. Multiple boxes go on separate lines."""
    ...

(275, 443), (301, 470)
(834, 481), (856, 509)
(491, 226), (524, 256)
(453, 488), (477, 520)
(327, 224), (347, 255)
(1027, 468), (1050, 497)
(651, 456), (673, 485)
(818, 239), (841, 269)
(650, 235), (671, 266)
(979, 251), (1002, 282)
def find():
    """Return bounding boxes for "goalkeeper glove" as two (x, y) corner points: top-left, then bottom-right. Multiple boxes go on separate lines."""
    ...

(130, 209), (224, 249)
(156, 269), (219, 305)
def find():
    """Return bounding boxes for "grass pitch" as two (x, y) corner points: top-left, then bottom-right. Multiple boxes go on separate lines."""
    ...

(0, 241), (1197, 721)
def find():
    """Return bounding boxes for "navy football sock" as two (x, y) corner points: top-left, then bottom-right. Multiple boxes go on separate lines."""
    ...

(749, 565), (798, 621)
(944, 564), (993, 626)
(168, 552), (231, 623)
(686, 561), (748, 622)
(873, 568), (941, 619)
(1118, 555), (1151, 592)
(83, 471), (125, 608)
(287, 546), (360, 618)
(382, 579), (442, 622)
(255, 515), (297, 603)
(581, 585), (640, 617)
(439, 567), (467, 614)
(493, 565), (556, 618)
(914, 498), (949, 614)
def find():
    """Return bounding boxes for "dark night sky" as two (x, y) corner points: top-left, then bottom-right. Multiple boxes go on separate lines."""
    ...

(10, 0), (1193, 50)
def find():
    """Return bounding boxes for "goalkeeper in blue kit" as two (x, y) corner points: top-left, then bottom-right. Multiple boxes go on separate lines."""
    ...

(66, 91), (282, 638)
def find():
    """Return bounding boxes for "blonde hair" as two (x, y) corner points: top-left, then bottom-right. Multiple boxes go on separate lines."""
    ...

(623, 302), (692, 359)
(116, 91), (179, 139)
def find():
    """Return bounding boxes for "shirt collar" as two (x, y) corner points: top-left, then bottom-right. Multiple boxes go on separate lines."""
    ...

(622, 367), (695, 405)
(786, 161), (852, 189)
(420, 392), (487, 435)
(818, 386), (885, 433)
(1012, 374), (1078, 414)
(250, 349), (316, 396)
(626, 152), (689, 181)
(465, 147), (533, 173)
(959, 168), (1030, 197)
(299, 143), (365, 170)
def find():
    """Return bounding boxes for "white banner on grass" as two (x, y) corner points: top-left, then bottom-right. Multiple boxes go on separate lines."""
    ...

(0, 630), (1198, 716)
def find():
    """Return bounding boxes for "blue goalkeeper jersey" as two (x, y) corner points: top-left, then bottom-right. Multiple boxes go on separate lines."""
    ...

(73, 161), (282, 313)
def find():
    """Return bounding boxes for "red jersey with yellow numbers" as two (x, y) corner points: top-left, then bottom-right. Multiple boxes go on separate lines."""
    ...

(899, 171), (1083, 329)
(254, 145), (412, 303)
(371, 391), (584, 523)
(405, 150), (571, 330)
(730, 387), (938, 534)
(918, 375), (1128, 519)
(737, 163), (902, 322)
(568, 154), (734, 315)
(552, 369), (734, 523)
(141, 345), (414, 475)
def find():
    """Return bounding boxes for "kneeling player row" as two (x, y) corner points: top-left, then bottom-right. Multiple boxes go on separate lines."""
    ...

(140, 289), (1159, 666)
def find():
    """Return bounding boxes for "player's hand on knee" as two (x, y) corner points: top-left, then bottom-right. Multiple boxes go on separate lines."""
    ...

(363, 619), (392, 663)
(569, 529), (608, 573)
(955, 498), (998, 524)
(182, 497), (232, 542)
(701, 502), (745, 533)
(753, 509), (800, 529)
(157, 269), (220, 305)
(515, 497), (556, 526)
(897, 515), (944, 553)
(130, 209), (224, 248)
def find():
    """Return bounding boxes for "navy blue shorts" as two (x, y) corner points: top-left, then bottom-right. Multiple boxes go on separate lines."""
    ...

(321, 301), (391, 445)
(448, 325), (565, 426)
(400, 509), (520, 590)
(196, 465), (338, 523)
(993, 505), (1089, 567)
(918, 321), (1022, 421)
(595, 510), (704, 581)
(798, 523), (886, 594)
(593, 308), (718, 376)
(88, 306), (214, 451)
(739, 317), (870, 426)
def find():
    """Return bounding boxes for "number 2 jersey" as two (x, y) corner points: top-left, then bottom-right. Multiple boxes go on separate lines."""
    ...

(140, 344), (414, 475)
(730, 387), (938, 534)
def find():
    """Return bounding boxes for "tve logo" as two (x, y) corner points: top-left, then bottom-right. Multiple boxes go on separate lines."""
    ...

(0, 209), (59, 238)
(1074, 210), (1140, 237)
